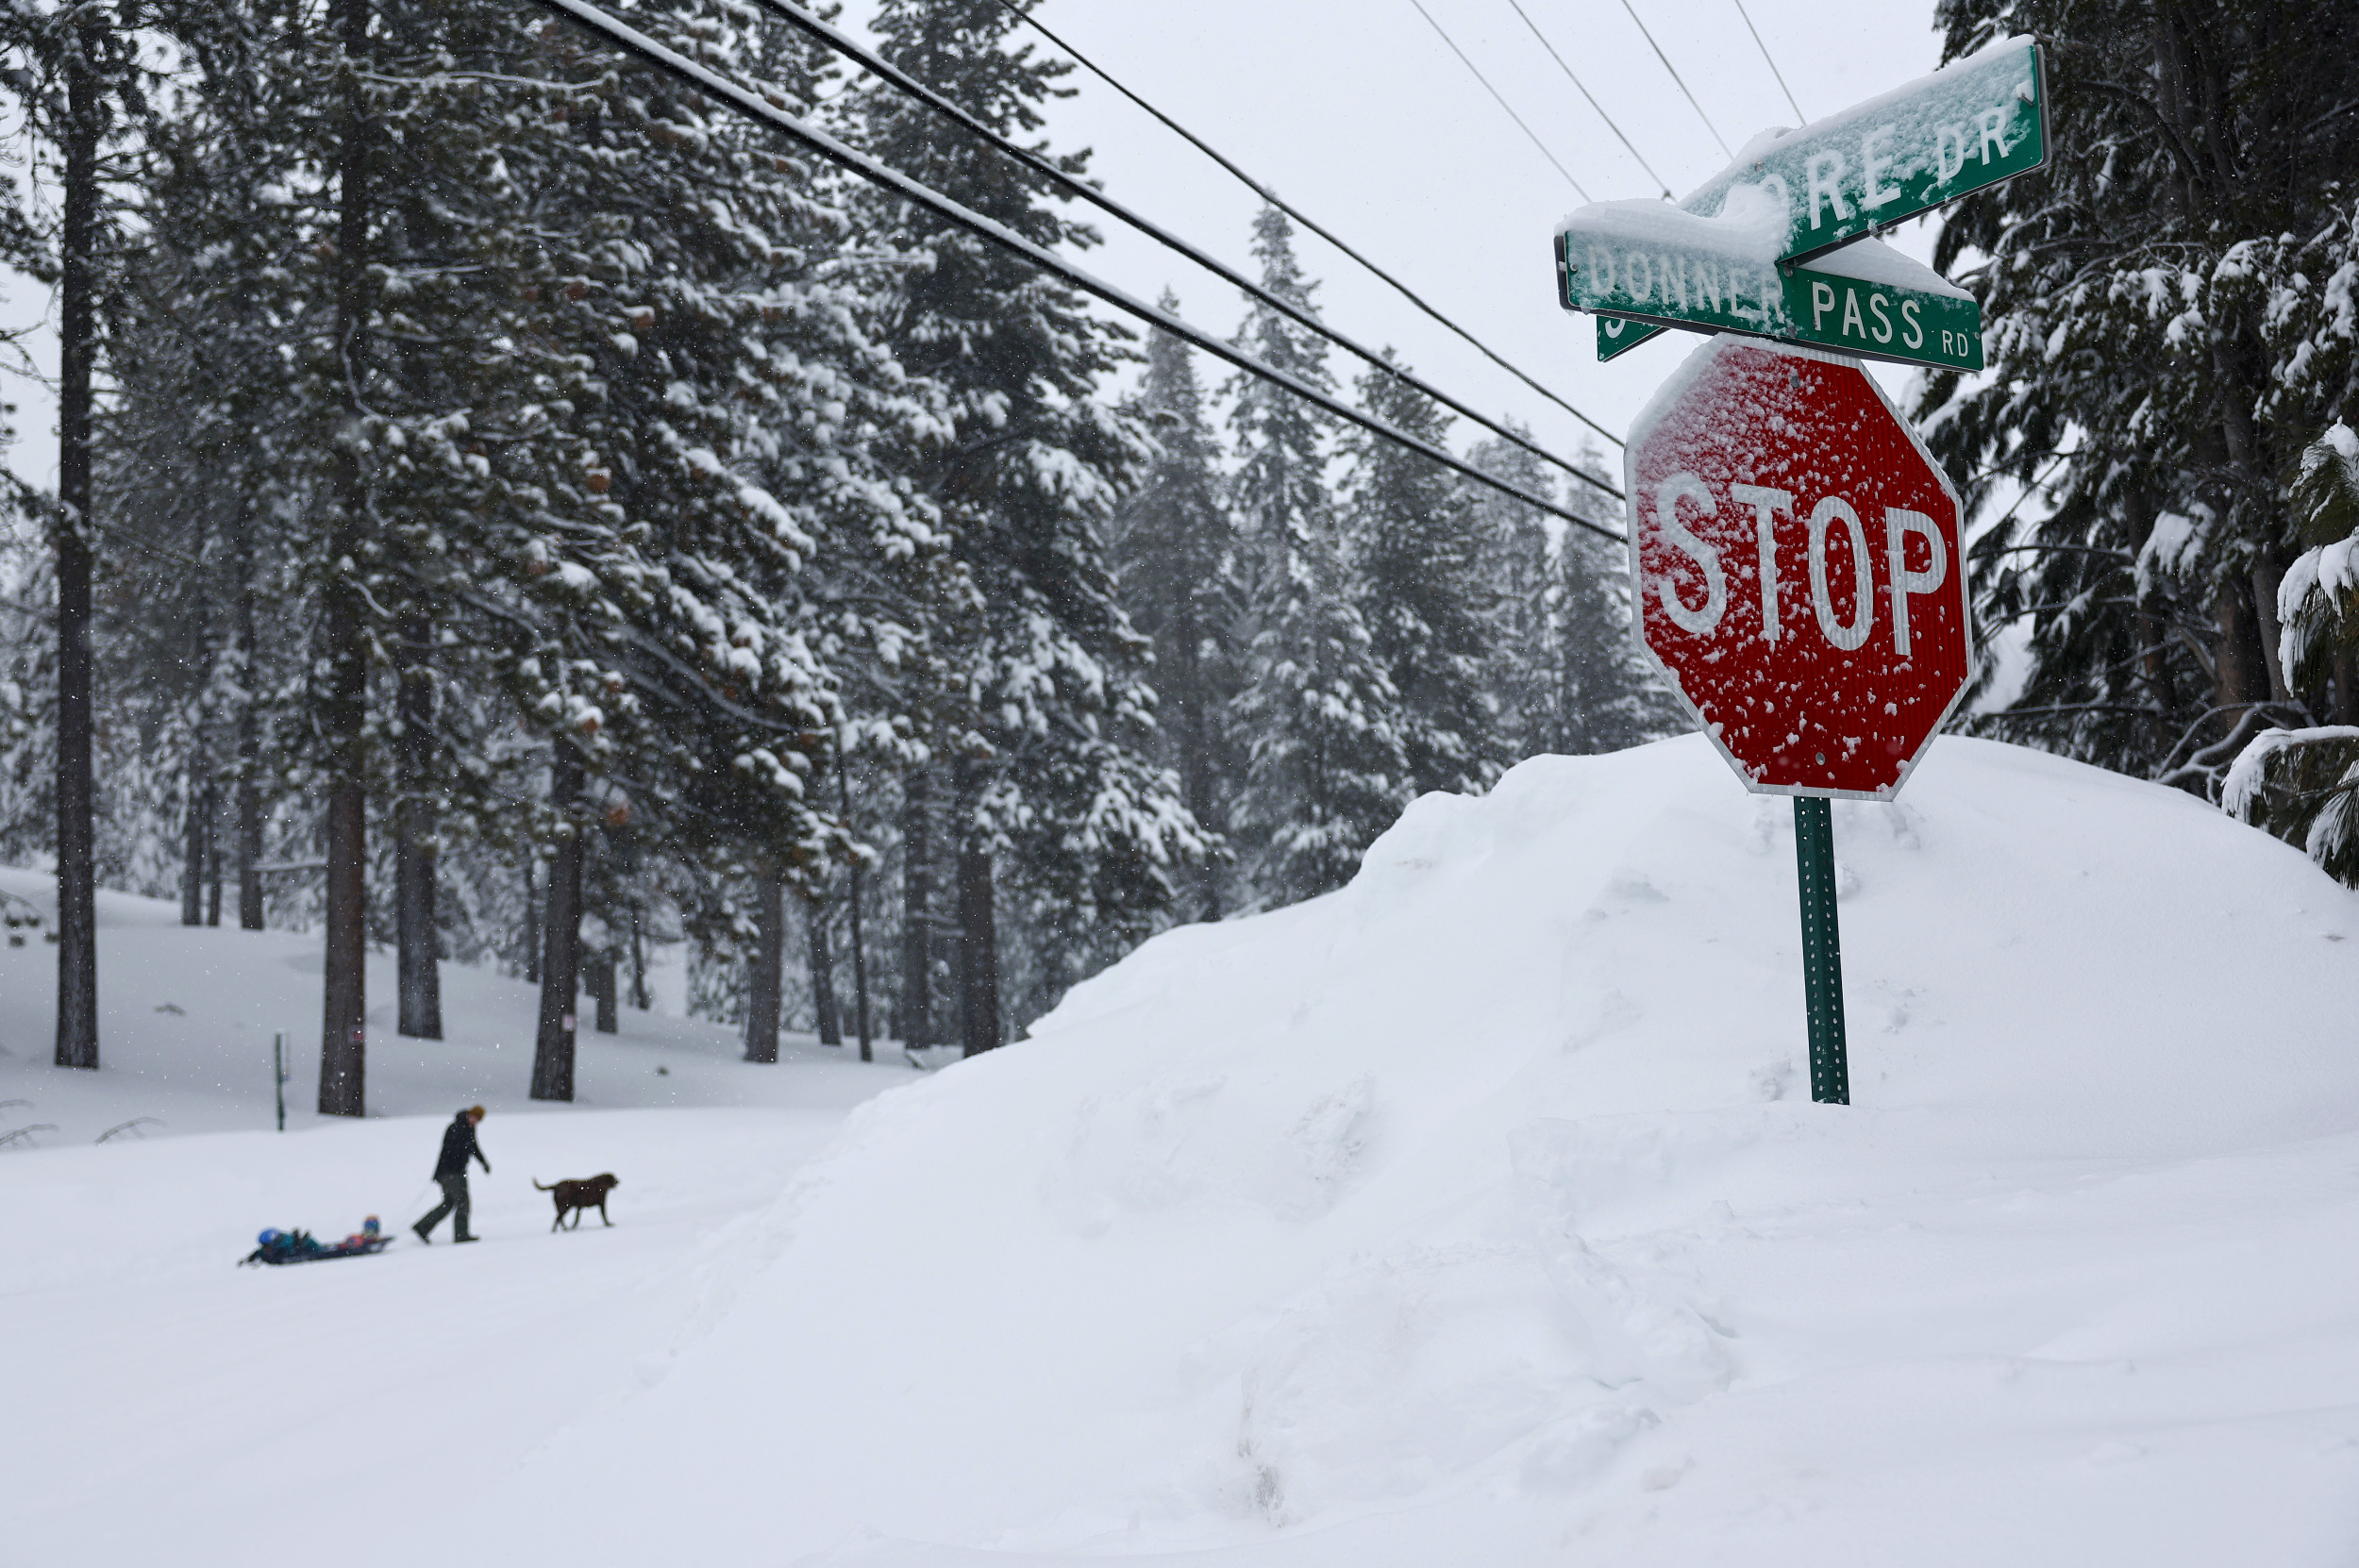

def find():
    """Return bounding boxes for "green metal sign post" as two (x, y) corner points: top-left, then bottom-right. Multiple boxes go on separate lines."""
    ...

(1579, 49), (2022, 1106)
(1791, 800), (1849, 1105)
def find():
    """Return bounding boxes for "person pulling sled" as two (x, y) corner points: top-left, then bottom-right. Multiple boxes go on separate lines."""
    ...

(414, 1106), (490, 1244)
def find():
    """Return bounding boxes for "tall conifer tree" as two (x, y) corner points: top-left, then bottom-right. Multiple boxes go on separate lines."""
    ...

(1346, 356), (1498, 798)
(1113, 299), (1238, 920)
(1226, 207), (1407, 906)
(856, 0), (1200, 1048)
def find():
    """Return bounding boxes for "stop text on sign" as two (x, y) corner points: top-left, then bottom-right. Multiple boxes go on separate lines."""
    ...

(1625, 336), (1973, 799)
(1646, 473), (1949, 658)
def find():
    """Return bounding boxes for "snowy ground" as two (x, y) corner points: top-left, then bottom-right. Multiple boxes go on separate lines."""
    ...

(8, 735), (2359, 1564)
(0, 867), (909, 1565)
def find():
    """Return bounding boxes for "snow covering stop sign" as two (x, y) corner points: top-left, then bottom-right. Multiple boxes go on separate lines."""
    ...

(1627, 335), (1971, 798)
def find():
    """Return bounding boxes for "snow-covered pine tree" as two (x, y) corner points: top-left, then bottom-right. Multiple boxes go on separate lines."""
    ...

(2226, 421), (2359, 882)
(1467, 429), (1556, 763)
(100, 0), (315, 935)
(1225, 206), (1408, 907)
(1925, 0), (2359, 796)
(853, 0), (1202, 1047)
(1469, 431), (1671, 760)
(1111, 297), (1239, 921)
(1346, 355), (1498, 797)
(1548, 512), (1679, 755)
(515, 1), (971, 1084)
(105, 0), (951, 1102)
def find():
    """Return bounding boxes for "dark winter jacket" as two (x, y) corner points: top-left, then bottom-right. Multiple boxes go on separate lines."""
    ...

(432, 1113), (490, 1180)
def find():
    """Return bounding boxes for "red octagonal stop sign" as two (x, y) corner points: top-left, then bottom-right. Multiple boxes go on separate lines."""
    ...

(1626, 335), (1972, 798)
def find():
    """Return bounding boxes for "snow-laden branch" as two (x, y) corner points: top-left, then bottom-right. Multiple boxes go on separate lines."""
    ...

(2222, 726), (2359, 820)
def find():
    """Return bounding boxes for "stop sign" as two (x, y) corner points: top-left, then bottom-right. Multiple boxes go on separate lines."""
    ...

(1625, 335), (1972, 798)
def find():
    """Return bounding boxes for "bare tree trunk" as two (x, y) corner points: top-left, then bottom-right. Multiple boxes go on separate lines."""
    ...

(317, 0), (374, 1118)
(2214, 578), (2273, 714)
(900, 767), (930, 1048)
(394, 608), (442, 1039)
(52, 10), (102, 1073)
(522, 852), (541, 984)
(954, 762), (1001, 1058)
(236, 507), (264, 931)
(809, 902), (841, 1046)
(530, 742), (584, 1101)
(205, 779), (222, 926)
(837, 745), (871, 1061)
(744, 873), (782, 1063)
(318, 781), (368, 1116)
(181, 758), (206, 926)
(183, 599), (209, 927)
(2250, 557), (2292, 706)
(628, 904), (649, 1010)
(590, 953), (617, 1033)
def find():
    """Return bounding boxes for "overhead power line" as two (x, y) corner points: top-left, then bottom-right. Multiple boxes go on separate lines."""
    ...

(519, 0), (1628, 538)
(744, 0), (1603, 498)
(1403, 0), (1591, 201)
(1730, 0), (1806, 124)
(1615, 0), (1732, 158)
(1500, 0), (1672, 200)
(980, 0), (1626, 452)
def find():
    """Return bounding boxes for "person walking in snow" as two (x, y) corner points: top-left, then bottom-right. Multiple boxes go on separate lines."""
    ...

(414, 1106), (490, 1244)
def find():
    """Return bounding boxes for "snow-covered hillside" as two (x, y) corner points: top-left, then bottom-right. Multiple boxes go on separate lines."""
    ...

(9, 734), (2359, 1565)
(0, 863), (893, 1138)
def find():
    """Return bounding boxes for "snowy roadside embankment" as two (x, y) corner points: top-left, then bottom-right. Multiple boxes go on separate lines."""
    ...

(9, 735), (2359, 1566)
(460, 735), (2359, 1567)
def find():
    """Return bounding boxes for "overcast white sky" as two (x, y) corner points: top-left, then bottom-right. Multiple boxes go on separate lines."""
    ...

(0, 0), (1963, 495)
(918, 0), (1964, 475)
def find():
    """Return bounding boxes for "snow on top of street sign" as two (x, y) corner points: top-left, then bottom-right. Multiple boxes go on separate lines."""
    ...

(1556, 189), (1968, 303)
(1806, 235), (1972, 299)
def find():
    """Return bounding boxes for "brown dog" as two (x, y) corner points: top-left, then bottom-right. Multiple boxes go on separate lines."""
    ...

(533, 1174), (621, 1231)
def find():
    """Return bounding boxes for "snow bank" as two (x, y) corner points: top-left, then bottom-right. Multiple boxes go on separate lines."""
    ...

(448, 735), (2359, 1567)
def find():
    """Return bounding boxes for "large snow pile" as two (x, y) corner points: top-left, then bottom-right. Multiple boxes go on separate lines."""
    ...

(453, 735), (2359, 1567)
(12, 735), (2359, 1566)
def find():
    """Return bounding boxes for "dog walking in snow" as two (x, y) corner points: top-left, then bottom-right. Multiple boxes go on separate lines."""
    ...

(535, 1174), (620, 1231)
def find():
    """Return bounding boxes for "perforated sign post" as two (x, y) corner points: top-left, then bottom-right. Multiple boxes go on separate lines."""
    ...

(1624, 336), (1972, 1102)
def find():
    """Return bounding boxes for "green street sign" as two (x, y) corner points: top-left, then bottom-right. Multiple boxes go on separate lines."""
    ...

(1561, 35), (2045, 366)
(1554, 218), (1984, 372)
(1690, 35), (2048, 265)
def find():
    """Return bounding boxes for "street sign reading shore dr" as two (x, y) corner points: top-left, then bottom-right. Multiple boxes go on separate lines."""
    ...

(1685, 35), (2048, 264)
(1625, 335), (1973, 799)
